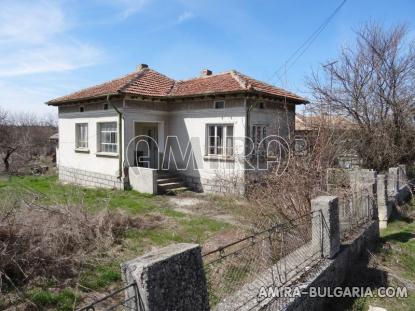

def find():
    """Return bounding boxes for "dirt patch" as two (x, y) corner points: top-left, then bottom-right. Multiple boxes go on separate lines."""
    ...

(168, 197), (205, 207)
(168, 194), (248, 226)
(202, 228), (246, 254)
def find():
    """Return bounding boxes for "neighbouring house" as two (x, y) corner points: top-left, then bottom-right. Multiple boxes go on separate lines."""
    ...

(47, 64), (307, 194)
(294, 114), (360, 168)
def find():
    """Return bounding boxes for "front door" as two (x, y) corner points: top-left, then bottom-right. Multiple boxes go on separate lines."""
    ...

(134, 123), (159, 169)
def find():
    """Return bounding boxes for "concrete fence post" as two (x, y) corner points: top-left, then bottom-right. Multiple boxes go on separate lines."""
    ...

(311, 196), (340, 259)
(398, 164), (407, 189)
(387, 167), (399, 197)
(121, 243), (210, 311)
(377, 174), (388, 229)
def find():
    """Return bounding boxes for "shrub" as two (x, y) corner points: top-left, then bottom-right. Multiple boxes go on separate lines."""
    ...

(0, 191), (135, 289)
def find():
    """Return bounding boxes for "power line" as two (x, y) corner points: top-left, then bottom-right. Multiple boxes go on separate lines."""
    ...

(267, 0), (348, 85)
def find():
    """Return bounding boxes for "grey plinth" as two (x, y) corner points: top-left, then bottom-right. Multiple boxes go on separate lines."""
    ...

(387, 167), (399, 197)
(121, 243), (210, 311)
(311, 196), (340, 259)
(377, 174), (388, 229)
(398, 164), (407, 189)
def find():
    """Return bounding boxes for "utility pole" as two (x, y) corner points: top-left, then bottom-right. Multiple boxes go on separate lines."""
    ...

(323, 61), (338, 119)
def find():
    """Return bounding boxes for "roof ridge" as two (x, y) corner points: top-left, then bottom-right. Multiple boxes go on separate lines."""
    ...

(235, 71), (299, 96)
(48, 70), (140, 103)
(231, 69), (248, 90)
(118, 68), (149, 93)
(175, 70), (235, 83)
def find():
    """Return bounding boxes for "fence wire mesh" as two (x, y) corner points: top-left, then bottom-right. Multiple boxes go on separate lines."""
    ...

(203, 211), (325, 311)
(76, 283), (144, 311)
(338, 189), (374, 241)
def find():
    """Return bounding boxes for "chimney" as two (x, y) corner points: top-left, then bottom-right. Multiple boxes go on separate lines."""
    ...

(201, 69), (212, 76)
(136, 64), (149, 71)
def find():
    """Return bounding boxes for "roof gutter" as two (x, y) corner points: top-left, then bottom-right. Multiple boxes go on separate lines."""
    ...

(106, 94), (123, 180)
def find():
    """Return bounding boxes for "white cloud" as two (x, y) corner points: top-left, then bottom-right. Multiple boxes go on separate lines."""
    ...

(0, 0), (66, 43)
(0, 42), (102, 77)
(176, 11), (195, 24)
(0, 0), (103, 77)
(106, 0), (149, 19)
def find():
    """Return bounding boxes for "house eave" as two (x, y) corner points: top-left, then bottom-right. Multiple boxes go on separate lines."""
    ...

(46, 90), (308, 107)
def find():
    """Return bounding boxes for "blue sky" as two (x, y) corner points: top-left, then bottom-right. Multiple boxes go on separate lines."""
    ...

(0, 0), (414, 116)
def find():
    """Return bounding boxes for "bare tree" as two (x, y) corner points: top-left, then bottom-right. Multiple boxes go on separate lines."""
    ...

(0, 108), (57, 172)
(308, 23), (415, 171)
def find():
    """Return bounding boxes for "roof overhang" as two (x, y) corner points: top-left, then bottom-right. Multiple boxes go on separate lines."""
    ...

(46, 89), (309, 107)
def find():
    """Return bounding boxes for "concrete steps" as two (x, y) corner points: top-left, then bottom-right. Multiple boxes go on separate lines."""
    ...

(157, 173), (189, 194)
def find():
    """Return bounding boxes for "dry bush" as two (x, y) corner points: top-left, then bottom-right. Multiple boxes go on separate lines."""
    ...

(246, 124), (345, 230)
(0, 192), (146, 290)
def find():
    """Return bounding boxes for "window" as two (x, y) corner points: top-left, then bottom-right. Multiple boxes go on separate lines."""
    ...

(214, 100), (225, 109)
(103, 103), (109, 110)
(98, 122), (117, 153)
(76, 123), (88, 149)
(252, 125), (267, 154)
(259, 102), (265, 109)
(79, 106), (84, 112)
(207, 124), (234, 156)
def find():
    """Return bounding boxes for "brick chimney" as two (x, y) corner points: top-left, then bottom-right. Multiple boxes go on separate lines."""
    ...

(201, 69), (212, 76)
(136, 64), (149, 71)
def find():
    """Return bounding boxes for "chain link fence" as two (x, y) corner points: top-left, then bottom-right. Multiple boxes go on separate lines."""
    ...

(202, 211), (325, 310)
(76, 283), (144, 311)
(338, 190), (374, 241)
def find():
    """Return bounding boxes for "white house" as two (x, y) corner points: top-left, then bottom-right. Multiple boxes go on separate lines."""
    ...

(47, 64), (307, 194)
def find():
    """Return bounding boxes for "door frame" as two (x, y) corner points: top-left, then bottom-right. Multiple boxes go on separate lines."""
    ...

(133, 121), (164, 169)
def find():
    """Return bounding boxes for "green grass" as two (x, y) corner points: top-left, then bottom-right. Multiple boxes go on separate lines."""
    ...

(1, 174), (233, 308)
(0, 175), (159, 214)
(80, 263), (122, 291)
(349, 213), (415, 311)
(29, 288), (77, 311)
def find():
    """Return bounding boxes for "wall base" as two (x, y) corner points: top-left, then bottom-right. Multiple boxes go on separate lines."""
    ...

(59, 165), (125, 190)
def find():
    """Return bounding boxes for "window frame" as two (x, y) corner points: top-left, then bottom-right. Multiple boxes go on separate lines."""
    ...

(97, 122), (118, 154)
(206, 124), (234, 158)
(251, 124), (268, 155)
(214, 100), (225, 109)
(75, 123), (89, 150)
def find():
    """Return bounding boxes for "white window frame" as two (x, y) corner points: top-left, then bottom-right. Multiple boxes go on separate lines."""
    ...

(206, 124), (234, 157)
(97, 122), (118, 154)
(75, 123), (88, 150)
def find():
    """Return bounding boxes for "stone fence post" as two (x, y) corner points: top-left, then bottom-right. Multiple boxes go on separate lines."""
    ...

(398, 164), (407, 189)
(377, 174), (388, 229)
(311, 196), (340, 259)
(121, 243), (210, 311)
(387, 167), (399, 197)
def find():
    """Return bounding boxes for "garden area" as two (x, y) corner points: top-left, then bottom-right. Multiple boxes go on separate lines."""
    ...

(0, 174), (245, 310)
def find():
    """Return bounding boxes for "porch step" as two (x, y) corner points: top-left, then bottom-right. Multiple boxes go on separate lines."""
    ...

(157, 173), (190, 194)
(157, 177), (182, 183)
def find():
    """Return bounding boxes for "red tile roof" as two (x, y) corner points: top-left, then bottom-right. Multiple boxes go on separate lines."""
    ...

(47, 68), (307, 105)
(169, 72), (243, 96)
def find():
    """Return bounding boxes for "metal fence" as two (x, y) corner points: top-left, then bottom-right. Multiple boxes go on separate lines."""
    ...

(338, 190), (374, 241)
(76, 283), (144, 311)
(202, 211), (325, 310)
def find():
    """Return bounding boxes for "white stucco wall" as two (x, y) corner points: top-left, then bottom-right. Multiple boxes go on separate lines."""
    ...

(56, 97), (296, 193)
(58, 110), (120, 177)
(165, 98), (247, 183)
(123, 100), (169, 169)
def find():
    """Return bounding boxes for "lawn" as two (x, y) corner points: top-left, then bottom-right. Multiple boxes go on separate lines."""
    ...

(347, 205), (415, 311)
(0, 175), (232, 310)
